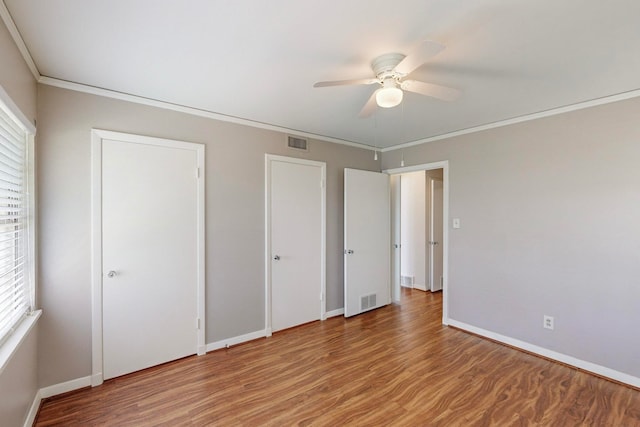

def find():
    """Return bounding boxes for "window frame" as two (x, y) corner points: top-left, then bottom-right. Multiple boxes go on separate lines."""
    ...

(0, 84), (39, 375)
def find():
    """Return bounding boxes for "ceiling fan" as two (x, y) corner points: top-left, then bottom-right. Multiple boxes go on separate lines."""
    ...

(313, 40), (461, 118)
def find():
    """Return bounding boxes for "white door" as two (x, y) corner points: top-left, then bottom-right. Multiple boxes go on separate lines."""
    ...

(102, 138), (199, 379)
(429, 177), (444, 292)
(268, 156), (325, 332)
(344, 168), (390, 317)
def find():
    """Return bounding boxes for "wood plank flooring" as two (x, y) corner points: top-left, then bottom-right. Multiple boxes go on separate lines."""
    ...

(35, 289), (640, 426)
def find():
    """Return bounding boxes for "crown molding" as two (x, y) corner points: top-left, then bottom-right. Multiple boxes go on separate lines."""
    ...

(38, 76), (376, 152)
(381, 88), (640, 152)
(0, 1), (40, 80)
(34, 76), (640, 155)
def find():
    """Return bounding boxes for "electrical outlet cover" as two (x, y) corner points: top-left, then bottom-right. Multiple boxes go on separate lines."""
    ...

(543, 315), (554, 330)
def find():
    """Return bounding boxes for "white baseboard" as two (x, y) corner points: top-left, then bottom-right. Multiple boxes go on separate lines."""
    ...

(26, 375), (92, 425)
(40, 375), (92, 399)
(23, 389), (41, 427)
(326, 308), (344, 318)
(448, 319), (640, 389)
(413, 284), (427, 291)
(205, 329), (267, 352)
(90, 373), (103, 387)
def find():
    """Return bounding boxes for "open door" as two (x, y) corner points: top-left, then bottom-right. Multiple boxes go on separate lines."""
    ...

(344, 168), (390, 317)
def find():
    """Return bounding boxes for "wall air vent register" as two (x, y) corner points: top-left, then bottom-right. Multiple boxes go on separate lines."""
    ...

(287, 136), (308, 151)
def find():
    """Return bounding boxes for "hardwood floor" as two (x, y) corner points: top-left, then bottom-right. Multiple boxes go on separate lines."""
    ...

(36, 289), (640, 426)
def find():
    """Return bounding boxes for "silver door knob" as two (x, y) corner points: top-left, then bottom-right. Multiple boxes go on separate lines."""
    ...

(273, 255), (280, 261)
(107, 270), (117, 278)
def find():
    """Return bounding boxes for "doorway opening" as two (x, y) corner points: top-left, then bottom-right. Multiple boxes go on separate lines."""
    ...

(386, 161), (449, 325)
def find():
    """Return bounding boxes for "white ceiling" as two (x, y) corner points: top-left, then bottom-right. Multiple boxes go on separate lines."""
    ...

(5, 0), (640, 149)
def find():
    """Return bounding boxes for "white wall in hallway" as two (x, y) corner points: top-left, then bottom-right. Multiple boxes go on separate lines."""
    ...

(400, 171), (426, 289)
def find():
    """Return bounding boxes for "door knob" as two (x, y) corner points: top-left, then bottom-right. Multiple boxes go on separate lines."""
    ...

(273, 255), (280, 261)
(107, 270), (117, 278)
(345, 249), (354, 254)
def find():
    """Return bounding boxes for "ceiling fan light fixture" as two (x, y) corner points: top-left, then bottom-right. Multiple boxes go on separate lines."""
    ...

(376, 86), (403, 108)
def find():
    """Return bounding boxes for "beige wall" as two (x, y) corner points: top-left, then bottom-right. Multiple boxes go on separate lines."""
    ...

(0, 327), (38, 427)
(36, 84), (379, 387)
(382, 96), (640, 378)
(0, 17), (36, 125)
(0, 15), (38, 427)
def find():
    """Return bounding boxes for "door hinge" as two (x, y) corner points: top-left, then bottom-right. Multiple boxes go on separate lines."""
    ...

(196, 167), (200, 178)
(320, 179), (325, 188)
(320, 292), (324, 301)
(196, 318), (201, 329)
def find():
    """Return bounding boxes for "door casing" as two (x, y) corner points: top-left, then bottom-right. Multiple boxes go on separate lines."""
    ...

(90, 129), (206, 386)
(385, 161), (450, 325)
(429, 176), (444, 292)
(264, 154), (326, 335)
(390, 175), (401, 303)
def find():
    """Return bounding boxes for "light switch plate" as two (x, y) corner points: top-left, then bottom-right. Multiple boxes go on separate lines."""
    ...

(453, 218), (461, 229)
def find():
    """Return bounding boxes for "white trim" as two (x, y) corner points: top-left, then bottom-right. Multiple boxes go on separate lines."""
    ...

(0, 1), (40, 80)
(90, 129), (206, 386)
(40, 375), (92, 399)
(413, 283), (428, 292)
(384, 161), (450, 325)
(0, 84), (35, 134)
(206, 329), (267, 352)
(382, 88), (640, 152)
(39, 82), (640, 155)
(325, 308), (344, 318)
(39, 76), (375, 151)
(24, 69), (640, 156)
(23, 390), (41, 427)
(195, 134), (206, 356)
(448, 319), (640, 389)
(265, 154), (327, 332)
(384, 160), (448, 175)
(90, 132), (103, 385)
(0, 310), (40, 376)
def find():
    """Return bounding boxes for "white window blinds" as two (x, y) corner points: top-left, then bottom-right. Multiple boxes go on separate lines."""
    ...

(0, 101), (32, 346)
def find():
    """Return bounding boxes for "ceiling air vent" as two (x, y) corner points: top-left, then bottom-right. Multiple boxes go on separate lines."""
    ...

(287, 136), (308, 151)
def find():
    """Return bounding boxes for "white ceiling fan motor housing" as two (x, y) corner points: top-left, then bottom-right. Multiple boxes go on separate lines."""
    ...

(371, 53), (406, 80)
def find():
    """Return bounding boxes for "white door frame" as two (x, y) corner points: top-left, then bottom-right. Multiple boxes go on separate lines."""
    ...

(264, 154), (326, 336)
(428, 176), (444, 292)
(90, 129), (206, 386)
(384, 161), (450, 325)
(390, 174), (401, 303)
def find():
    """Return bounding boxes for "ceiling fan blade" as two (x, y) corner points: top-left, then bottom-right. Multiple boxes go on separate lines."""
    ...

(358, 90), (379, 118)
(395, 40), (445, 75)
(313, 78), (378, 88)
(400, 80), (461, 102)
